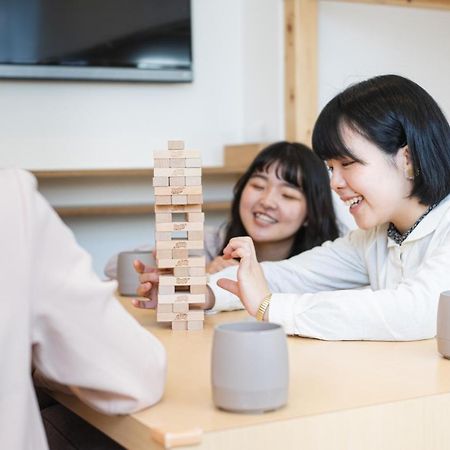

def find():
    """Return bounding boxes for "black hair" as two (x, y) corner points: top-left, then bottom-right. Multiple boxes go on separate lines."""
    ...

(312, 74), (450, 205)
(220, 141), (340, 258)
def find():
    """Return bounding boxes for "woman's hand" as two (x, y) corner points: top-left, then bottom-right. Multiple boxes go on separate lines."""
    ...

(216, 237), (270, 317)
(132, 259), (159, 309)
(132, 259), (217, 311)
(206, 255), (239, 274)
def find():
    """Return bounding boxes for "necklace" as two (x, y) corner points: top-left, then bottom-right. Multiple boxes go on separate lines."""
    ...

(387, 203), (438, 246)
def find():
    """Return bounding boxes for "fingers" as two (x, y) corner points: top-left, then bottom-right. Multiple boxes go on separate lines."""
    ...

(136, 281), (152, 297)
(134, 258), (159, 274)
(223, 236), (256, 260)
(138, 272), (159, 283)
(131, 299), (155, 309)
(206, 256), (240, 274)
(133, 259), (146, 274)
(217, 278), (240, 297)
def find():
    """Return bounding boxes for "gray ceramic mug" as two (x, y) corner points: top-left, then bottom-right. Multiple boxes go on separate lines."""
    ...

(211, 321), (289, 413)
(117, 251), (155, 296)
(437, 291), (450, 358)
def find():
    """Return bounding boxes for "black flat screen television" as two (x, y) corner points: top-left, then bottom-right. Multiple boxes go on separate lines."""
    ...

(0, 0), (193, 82)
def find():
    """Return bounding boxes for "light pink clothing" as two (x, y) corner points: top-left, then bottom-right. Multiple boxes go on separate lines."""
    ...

(0, 170), (166, 450)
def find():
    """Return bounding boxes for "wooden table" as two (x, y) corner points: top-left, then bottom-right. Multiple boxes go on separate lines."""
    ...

(53, 297), (450, 450)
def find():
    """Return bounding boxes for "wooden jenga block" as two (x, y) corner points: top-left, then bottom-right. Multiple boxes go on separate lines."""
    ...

(172, 195), (188, 205)
(155, 231), (172, 241)
(159, 285), (175, 295)
(173, 302), (189, 313)
(155, 195), (171, 205)
(190, 285), (207, 294)
(171, 321), (188, 331)
(173, 267), (190, 277)
(170, 158), (185, 168)
(187, 194), (203, 204)
(172, 248), (189, 258)
(155, 204), (202, 213)
(158, 293), (206, 304)
(157, 310), (204, 322)
(187, 320), (204, 331)
(188, 267), (206, 276)
(159, 276), (207, 286)
(185, 158), (201, 168)
(157, 304), (173, 313)
(156, 222), (203, 232)
(154, 150), (200, 159)
(177, 256), (205, 266)
(154, 168), (201, 177)
(156, 257), (205, 268)
(150, 424), (203, 448)
(168, 140), (184, 150)
(188, 230), (204, 241)
(155, 213), (172, 223)
(170, 176), (185, 186)
(186, 212), (204, 222)
(185, 176), (202, 186)
(156, 240), (204, 250)
(154, 186), (202, 196)
(155, 249), (173, 259)
(159, 275), (178, 286)
(153, 159), (170, 168)
(152, 176), (169, 186)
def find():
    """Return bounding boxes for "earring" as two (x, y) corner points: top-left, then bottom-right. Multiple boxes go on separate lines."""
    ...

(405, 166), (414, 180)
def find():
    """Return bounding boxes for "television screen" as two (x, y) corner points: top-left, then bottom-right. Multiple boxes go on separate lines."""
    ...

(0, 0), (193, 82)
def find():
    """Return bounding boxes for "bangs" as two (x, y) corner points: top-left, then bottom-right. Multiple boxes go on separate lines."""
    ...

(252, 153), (303, 189)
(312, 100), (363, 163)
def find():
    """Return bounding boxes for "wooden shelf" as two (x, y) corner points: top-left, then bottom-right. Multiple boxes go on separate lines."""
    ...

(32, 166), (244, 180)
(55, 201), (231, 218)
(331, 0), (450, 10)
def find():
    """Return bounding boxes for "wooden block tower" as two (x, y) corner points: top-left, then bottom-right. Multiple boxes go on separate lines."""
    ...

(152, 140), (206, 330)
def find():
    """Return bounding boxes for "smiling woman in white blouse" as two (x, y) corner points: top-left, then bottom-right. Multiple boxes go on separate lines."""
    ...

(207, 74), (450, 341)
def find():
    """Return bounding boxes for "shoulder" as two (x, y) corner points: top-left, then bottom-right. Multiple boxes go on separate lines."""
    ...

(433, 195), (450, 236)
(0, 169), (38, 210)
(0, 169), (37, 190)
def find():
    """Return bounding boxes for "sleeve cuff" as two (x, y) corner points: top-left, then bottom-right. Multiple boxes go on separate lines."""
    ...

(267, 293), (298, 335)
(207, 266), (244, 312)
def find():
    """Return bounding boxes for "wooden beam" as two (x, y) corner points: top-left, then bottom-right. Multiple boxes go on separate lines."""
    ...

(329, 0), (450, 10)
(284, 0), (318, 146)
(32, 166), (243, 181)
(55, 201), (231, 218)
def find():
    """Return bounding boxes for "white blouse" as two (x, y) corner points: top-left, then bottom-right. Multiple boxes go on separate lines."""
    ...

(208, 194), (450, 341)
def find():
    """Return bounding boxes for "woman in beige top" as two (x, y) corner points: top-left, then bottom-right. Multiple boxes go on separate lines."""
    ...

(0, 169), (166, 450)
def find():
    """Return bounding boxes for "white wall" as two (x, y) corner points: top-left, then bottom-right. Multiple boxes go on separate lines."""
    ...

(318, 1), (450, 116)
(0, 0), (284, 170)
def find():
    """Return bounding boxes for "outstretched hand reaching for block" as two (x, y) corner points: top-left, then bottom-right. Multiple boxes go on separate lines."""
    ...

(217, 236), (271, 318)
